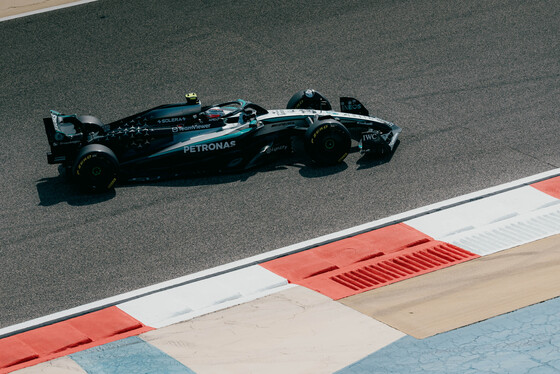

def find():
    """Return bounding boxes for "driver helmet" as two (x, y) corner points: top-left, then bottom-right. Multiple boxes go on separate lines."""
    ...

(205, 107), (225, 119)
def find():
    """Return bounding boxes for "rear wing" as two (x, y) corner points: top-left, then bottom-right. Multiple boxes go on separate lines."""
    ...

(44, 111), (82, 143)
(43, 111), (83, 164)
(340, 97), (369, 116)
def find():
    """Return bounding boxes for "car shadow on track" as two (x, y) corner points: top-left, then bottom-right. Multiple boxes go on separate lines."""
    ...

(36, 175), (116, 206)
(36, 146), (396, 205)
(36, 167), (262, 206)
(356, 141), (400, 170)
(295, 144), (398, 177)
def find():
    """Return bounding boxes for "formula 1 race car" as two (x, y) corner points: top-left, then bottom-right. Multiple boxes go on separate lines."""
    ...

(43, 89), (401, 192)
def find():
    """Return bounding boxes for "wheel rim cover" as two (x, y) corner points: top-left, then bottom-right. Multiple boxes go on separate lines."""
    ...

(91, 166), (102, 176)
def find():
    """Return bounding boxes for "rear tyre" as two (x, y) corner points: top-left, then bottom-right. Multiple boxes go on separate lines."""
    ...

(287, 89), (332, 110)
(305, 119), (351, 165)
(77, 115), (106, 136)
(73, 144), (119, 192)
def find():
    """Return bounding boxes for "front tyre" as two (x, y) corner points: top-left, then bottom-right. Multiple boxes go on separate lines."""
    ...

(305, 120), (351, 165)
(287, 89), (332, 110)
(73, 144), (119, 192)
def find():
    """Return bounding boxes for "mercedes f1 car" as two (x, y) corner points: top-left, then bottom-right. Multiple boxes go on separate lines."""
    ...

(43, 89), (401, 191)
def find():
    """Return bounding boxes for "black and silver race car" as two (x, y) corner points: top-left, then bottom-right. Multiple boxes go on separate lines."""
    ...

(43, 89), (401, 191)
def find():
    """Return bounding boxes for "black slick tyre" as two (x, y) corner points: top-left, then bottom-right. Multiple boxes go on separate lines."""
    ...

(73, 144), (119, 192)
(77, 115), (106, 135)
(305, 119), (351, 165)
(286, 89), (332, 110)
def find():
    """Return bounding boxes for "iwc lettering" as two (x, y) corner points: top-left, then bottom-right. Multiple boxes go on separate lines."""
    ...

(363, 133), (379, 141)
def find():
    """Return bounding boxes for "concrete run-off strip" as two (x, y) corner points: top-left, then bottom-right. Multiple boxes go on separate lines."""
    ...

(340, 233), (560, 339)
(141, 287), (405, 374)
(0, 0), (97, 21)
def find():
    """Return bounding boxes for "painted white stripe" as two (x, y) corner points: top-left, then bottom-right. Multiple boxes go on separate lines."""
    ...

(1, 168), (560, 338)
(445, 204), (560, 255)
(405, 186), (558, 238)
(117, 266), (291, 328)
(0, 0), (98, 22)
(405, 185), (560, 255)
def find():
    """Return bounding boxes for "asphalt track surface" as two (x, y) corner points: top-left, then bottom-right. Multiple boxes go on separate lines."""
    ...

(0, 0), (558, 329)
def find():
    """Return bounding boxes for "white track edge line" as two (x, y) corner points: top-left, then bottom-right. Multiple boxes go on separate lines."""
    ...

(1, 167), (559, 338)
(0, 0), (98, 22)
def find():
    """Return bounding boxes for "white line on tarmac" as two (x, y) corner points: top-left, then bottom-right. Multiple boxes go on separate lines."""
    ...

(0, 0), (98, 22)
(1, 167), (560, 338)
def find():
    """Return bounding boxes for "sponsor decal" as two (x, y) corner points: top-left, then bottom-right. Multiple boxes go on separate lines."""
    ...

(183, 140), (236, 153)
(311, 124), (330, 144)
(51, 112), (59, 128)
(75, 154), (93, 176)
(158, 117), (187, 124)
(107, 177), (117, 189)
(341, 99), (362, 112)
(172, 123), (212, 132)
(362, 133), (379, 141)
(265, 145), (289, 154)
